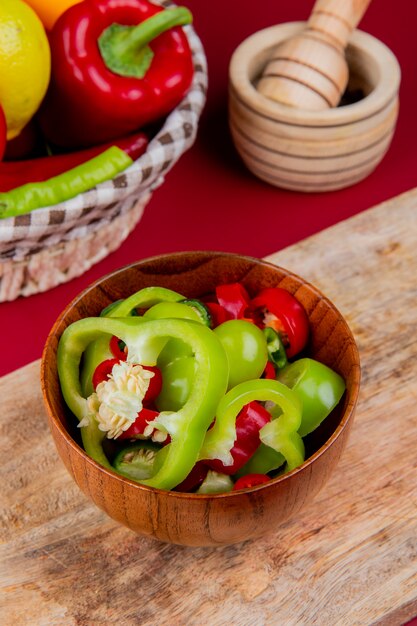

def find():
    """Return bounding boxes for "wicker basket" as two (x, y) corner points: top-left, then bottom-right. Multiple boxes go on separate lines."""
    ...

(0, 1), (207, 302)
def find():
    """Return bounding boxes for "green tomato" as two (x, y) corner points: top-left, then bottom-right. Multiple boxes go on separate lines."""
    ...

(214, 320), (268, 389)
(155, 356), (196, 412)
(277, 358), (346, 437)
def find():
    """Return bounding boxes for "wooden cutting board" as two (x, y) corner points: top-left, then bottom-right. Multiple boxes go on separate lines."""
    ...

(1, 188), (417, 626)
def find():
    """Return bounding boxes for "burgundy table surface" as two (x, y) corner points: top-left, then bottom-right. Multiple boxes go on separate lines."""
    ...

(1, 0), (417, 377)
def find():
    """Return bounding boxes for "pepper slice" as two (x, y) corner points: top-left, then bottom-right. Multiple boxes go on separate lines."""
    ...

(199, 378), (303, 472)
(112, 440), (160, 481)
(215, 282), (251, 319)
(233, 474), (270, 490)
(205, 401), (271, 475)
(250, 287), (309, 358)
(57, 316), (229, 490)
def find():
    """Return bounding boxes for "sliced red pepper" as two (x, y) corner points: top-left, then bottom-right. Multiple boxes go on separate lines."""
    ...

(233, 474), (271, 490)
(174, 460), (209, 492)
(250, 287), (309, 359)
(92, 358), (120, 390)
(205, 302), (231, 328)
(262, 360), (276, 380)
(92, 356), (161, 406)
(206, 401), (271, 475)
(142, 365), (163, 405)
(109, 335), (127, 361)
(215, 282), (251, 319)
(118, 407), (160, 440)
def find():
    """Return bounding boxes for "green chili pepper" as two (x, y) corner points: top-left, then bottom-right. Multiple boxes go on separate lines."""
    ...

(199, 378), (303, 471)
(180, 299), (212, 327)
(263, 326), (288, 371)
(112, 440), (161, 481)
(57, 316), (229, 490)
(0, 146), (132, 218)
(277, 358), (346, 437)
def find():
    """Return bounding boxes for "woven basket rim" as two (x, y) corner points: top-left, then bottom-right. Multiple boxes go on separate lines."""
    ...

(0, 4), (208, 261)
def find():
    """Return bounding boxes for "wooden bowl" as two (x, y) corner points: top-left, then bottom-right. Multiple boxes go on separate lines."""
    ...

(41, 251), (360, 546)
(229, 23), (401, 192)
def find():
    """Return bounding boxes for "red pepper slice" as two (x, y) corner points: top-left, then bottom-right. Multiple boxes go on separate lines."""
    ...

(206, 401), (271, 475)
(215, 282), (251, 319)
(262, 360), (276, 380)
(109, 335), (127, 361)
(0, 105), (7, 161)
(205, 302), (231, 328)
(174, 460), (209, 492)
(92, 358), (120, 389)
(92, 356), (161, 405)
(233, 474), (271, 490)
(250, 287), (309, 359)
(118, 407), (160, 440)
(142, 365), (163, 405)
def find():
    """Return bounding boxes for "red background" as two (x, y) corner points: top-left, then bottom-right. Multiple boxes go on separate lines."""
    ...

(1, 0), (417, 376)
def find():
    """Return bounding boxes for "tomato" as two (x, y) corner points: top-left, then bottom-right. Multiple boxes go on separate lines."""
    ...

(277, 358), (345, 436)
(250, 287), (309, 358)
(214, 320), (268, 389)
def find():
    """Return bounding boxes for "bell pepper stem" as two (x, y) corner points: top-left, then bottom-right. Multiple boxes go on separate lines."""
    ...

(98, 7), (193, 79)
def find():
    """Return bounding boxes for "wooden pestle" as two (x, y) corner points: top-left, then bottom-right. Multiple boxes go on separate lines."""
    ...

(257, 0), (372, 110)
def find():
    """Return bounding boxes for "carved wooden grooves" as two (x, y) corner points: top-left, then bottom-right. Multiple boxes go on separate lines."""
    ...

(41, 251), (360, 547)
(229, 22), (400, 192)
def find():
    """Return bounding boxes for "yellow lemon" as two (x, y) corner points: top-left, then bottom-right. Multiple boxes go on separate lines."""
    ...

(0, 0), (51, 139)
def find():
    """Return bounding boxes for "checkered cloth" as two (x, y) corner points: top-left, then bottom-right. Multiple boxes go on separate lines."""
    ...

(0, 3), (208, 263)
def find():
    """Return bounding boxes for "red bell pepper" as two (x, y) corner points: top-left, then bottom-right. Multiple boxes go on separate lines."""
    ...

(206, 401), (271, 475)
(38, 0), (194, 148)
(92, 358), (120, 390)
(250, 287), (309, 359)
(109, 335), (128, 361)
(205, 302), (231, 328)
(93, 355), (162, 406)
(0, 131), (148, 192)
(215, 282), (251, 320)
(233, 474), (270, 490)
(174, 460), (209, 492)
(118, 407), (160, 440)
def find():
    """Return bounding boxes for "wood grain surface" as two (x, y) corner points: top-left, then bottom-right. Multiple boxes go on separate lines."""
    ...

(1, 188), (417, 625)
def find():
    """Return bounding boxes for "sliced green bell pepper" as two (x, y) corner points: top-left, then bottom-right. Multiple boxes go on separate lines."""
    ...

(199, 378), (304, 471)
(57, 316), (229, 490)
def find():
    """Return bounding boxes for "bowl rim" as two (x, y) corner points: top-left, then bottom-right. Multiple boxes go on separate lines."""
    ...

(41, 250), (361, 500)
(229, 22), (401, 127)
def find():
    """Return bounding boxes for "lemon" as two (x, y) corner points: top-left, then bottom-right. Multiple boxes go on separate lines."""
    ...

(0, 0), (51, 139)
